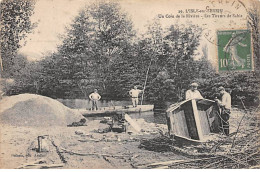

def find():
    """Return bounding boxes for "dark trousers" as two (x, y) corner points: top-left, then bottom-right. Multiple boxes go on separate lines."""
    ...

(92, 100), (98, 110)
(220, 107), (231, 136)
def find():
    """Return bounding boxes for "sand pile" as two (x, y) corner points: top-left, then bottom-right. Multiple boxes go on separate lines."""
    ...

(0, 94), (84, 127)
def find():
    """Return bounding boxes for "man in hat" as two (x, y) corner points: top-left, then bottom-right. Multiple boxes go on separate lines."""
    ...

(185, 82), (203, 100)
(215, 86), (231, 136)
(129, 86), (143, 107)
(89, 89), (101, 111)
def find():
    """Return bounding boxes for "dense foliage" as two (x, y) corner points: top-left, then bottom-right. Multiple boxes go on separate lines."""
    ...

(0, 0), (37, 77)
(1, 1), (259, 108)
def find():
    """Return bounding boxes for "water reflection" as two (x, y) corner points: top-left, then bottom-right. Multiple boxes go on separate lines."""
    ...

(57, 99), (166, 124)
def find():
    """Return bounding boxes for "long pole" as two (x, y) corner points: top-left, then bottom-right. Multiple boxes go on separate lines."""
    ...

(141, 59), (152, 105)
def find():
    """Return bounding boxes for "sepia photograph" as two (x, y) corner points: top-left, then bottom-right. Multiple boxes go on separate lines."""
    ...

(0, 0), (259, 169)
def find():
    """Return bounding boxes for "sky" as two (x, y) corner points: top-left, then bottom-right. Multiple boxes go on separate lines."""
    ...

(17, 0), (250, 64)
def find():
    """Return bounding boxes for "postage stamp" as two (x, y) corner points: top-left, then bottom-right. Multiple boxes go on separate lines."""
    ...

(217, 30), (252, 71)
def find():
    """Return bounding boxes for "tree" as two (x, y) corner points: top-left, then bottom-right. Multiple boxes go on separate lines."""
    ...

(247, 1), (260, 72)
(144, 23), (203, 102)
(106, 19), (165, 100)
(86, 1), (135, 91)
(0, 0), (37, 77)
(38, 0), (135, 98)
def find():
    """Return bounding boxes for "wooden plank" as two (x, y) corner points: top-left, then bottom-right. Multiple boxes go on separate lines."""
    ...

(125, 114), (141, 132)
(173, 110), (190, 138)
(183, 101), (199, 140)
(173, 111), (180, 135)
(166, 100), (189, 112)
(169, 113), (175, 135)
(179, 110), (190, 138)
(191, 99), (204, 140)
(197, 110), (211, 136)
(153, 166), (169, 169)
(166, 112), (172, 134)
(196, 101), (213, 136)
(174, 135), (204, 145)
(18, 163), (64, 169)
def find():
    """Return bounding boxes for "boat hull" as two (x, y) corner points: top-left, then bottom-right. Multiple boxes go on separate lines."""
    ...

(77, 105), (154, 117)
(166, 99), (220, 143)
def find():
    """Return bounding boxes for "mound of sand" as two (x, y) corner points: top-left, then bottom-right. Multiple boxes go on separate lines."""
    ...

(0, 94), (84, 127)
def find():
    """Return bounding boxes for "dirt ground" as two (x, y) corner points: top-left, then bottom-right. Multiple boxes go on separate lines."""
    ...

(0, 108), (257, 169)
(0, 119), (186, 169)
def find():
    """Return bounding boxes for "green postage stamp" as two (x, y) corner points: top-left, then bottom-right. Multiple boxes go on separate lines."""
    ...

(217, 30), (252, 71)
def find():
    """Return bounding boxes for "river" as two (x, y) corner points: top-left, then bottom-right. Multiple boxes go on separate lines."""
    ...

(57, 99), (167, 124)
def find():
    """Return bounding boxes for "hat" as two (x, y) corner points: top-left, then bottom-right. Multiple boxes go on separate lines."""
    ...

(190, 83), (198, 87)
(218, 86), (225, 91)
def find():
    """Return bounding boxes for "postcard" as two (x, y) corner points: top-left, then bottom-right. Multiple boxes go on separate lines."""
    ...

(0, 0), (259, 169)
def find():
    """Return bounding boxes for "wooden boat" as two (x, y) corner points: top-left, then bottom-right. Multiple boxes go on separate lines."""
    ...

(77, 104), (154, 117)
(166, 99), (221, 144)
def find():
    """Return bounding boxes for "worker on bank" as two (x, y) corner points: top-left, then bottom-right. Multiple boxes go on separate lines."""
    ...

(185, 82), (204, 100)
(89, 89), (101, 111)
(215, 86), (231, 136)
(129, 86), (143, 107)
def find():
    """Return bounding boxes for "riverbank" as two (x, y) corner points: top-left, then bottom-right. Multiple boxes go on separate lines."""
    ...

(1, 108), (258, 169)
(0, 94), (258, 169)
(0, 119), (187, 169)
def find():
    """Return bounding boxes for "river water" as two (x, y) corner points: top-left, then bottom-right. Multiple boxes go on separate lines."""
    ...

(57, 99), (167, 124)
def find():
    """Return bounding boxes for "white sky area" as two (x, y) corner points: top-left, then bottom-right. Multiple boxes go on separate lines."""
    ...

(18, 0), (250, 66)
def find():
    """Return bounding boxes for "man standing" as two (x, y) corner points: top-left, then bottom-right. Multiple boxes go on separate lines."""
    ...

(129, 86), (143, 107)
(185, 83), (203, 100)
(215, 86), (232, 136)
(89, 89), (101, 111)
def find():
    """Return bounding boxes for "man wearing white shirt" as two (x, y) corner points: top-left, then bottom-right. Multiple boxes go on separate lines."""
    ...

(185, 83), (203, 100)
(215, 86), (231, 136)
(89, 89), (101, 111)
(129, 86), (143, 107)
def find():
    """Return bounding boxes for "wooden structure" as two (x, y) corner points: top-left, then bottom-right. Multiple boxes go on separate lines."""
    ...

(37, 135), (49, 152)
(78, 104), (154, 117)
(166, 99), (220, 143)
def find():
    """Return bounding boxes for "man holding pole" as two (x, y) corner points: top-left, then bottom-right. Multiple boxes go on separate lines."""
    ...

(129, 86), (143, 107)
